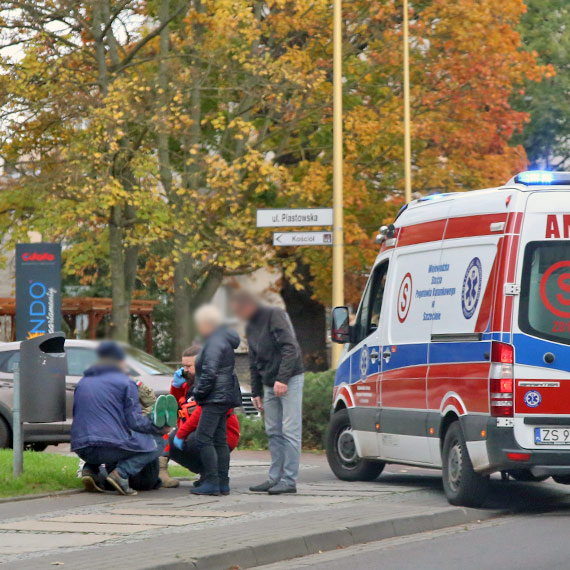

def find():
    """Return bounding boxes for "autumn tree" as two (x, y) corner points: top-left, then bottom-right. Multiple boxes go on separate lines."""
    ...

(0, 0), (547, 367)
(0, 1), (187, 340)
(512, 0), (568, 168)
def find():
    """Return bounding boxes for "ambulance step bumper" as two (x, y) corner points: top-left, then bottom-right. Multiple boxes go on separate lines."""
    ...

(531, 466), (570, 477)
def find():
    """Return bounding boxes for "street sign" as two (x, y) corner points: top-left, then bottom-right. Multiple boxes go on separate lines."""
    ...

(273, 231), (333, 246)
(257, 208), (333, 228)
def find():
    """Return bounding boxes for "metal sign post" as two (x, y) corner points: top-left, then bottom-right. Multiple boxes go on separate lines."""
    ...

(403, 0), (412, 204)
(332, 0), (345, 367)
(12, 362), (23, 478)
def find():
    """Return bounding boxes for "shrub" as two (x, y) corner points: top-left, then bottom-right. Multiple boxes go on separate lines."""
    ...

(236, 369), (335, 451)
(236, 413), (268, 450)
(302, 369), (335, 449)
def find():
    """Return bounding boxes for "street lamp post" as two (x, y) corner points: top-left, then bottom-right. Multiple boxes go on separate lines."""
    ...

(332, 0), (344, 366)
(403, 0), (412, 204)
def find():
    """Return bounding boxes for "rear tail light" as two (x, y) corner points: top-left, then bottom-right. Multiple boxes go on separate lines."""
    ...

(507, 452), (530, 462)
(490, 342), (514, 417)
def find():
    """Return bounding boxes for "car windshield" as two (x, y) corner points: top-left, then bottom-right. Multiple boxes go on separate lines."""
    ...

(520, 241), (570, 345)
(125, 346), (174, 375)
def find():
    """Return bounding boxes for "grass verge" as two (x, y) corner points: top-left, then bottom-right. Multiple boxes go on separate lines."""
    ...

(0, 449), (83, 498)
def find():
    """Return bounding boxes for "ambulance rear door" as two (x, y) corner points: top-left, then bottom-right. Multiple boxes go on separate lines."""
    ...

(513, 190), (570, 449)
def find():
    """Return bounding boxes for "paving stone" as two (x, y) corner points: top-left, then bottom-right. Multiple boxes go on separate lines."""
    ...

(49, 514), (211, 526)
(0, 520), (161, 534)
(0, 533), (109, 555)
(110, 508), (244, 517)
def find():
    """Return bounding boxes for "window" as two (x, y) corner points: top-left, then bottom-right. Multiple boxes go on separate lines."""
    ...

(125, 346), (174, 375)
(66, 348), (98, 376)
(353, 261), (389, 345)
(0, 350), (20, 373)
(520, 241), (570, 345)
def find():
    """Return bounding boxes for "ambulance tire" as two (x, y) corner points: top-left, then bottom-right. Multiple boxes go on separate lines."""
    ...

(442, 421), (489, 507)
(326, 408), (385, 482)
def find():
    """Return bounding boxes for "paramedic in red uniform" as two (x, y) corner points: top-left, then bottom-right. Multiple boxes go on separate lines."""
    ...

(169, 400), (240, 484)
(159, 344), (202, 488)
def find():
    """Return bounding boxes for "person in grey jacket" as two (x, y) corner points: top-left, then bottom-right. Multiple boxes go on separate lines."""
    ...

(230, 291), (304, 494)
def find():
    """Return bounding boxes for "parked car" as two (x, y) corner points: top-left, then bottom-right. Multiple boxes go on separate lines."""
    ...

(0, 339), (258, 449)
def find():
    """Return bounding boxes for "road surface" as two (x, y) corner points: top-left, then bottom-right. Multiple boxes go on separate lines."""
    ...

(258, 492), (570, 570)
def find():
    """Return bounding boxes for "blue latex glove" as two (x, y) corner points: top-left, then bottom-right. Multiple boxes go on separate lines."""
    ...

(172, 367), (186, 388)
(173, 436), (184, 450)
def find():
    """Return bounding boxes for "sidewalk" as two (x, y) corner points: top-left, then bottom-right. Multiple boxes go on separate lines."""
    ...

(0, 451), (565, 570)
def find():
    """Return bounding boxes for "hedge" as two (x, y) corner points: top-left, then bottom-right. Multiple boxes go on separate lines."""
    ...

(237, 369), (335, 451)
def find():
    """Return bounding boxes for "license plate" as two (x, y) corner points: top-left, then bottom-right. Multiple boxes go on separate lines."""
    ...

(534, 427), (570, 445)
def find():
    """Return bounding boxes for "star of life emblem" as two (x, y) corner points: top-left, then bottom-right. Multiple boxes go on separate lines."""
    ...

(462, 257), (482, 319)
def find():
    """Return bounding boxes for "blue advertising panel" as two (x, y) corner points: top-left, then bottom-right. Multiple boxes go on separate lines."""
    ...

(15, 243), (62, 340)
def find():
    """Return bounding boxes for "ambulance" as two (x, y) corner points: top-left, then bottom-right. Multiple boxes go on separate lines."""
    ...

(326, 171), (570, 507)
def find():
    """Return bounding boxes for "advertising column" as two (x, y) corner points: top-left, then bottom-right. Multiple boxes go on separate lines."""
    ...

(15, 243), (62, 340)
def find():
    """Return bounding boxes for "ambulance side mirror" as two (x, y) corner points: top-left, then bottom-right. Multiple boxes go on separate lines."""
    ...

(331, 306), (351, 344)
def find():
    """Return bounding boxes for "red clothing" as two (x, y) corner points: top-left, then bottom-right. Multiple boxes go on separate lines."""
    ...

(170, 381), (191, 406)
(176, 401), (240, 450)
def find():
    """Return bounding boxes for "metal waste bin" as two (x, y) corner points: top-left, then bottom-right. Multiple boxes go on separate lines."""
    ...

(20, 332), (67, 423)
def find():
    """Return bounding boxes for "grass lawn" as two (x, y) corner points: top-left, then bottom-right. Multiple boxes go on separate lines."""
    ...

(0, 449), (83, 498)
(0, 449), (196, 499)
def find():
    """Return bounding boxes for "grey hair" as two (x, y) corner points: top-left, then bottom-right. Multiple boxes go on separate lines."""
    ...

(193, 304), (224, 329)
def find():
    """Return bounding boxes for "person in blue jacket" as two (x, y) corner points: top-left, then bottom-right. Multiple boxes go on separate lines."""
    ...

(71, 341), (167, 496)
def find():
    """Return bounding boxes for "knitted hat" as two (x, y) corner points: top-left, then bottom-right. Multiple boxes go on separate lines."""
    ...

(96, 341), (126, 362)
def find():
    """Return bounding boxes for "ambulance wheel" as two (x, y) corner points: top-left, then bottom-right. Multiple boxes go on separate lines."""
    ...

(442, 421), (489, 507)
(326, 408), (385, 481)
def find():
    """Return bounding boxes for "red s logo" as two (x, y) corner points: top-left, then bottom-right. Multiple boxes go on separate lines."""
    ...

(557, 273), (570, 306)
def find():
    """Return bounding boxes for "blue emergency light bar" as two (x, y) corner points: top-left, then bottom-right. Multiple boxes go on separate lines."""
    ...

(513, 170), (570, 186)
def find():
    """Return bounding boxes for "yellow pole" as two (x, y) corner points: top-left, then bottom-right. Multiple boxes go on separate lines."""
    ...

(332, 0), (344, 367)
(403, 0), (412, 204)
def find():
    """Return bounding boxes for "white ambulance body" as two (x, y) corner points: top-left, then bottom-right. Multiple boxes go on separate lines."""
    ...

(327, 171), (570, 507)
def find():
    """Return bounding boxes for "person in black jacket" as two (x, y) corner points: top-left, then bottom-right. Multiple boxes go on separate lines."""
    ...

(230, 291), (304, 494)
(190, 304), (241, 496)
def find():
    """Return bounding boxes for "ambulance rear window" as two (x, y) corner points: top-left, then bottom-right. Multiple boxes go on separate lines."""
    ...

(520, 241), (570, 344)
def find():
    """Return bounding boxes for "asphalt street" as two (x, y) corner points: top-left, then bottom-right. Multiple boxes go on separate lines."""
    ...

(258, 484), (570, 570)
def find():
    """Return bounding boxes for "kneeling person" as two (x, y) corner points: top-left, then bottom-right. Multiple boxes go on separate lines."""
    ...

(170, 400), (240, 486)
(71, 341), (169, 496)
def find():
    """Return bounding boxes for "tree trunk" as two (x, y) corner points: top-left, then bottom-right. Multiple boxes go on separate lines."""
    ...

(171, 265), (223, 359)
(172, 258), (192, 358)
(108, 205), (129, 341)
(281, 265), (328, 372)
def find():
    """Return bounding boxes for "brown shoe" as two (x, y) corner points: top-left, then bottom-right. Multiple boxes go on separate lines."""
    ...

(159, 457), (180, 488)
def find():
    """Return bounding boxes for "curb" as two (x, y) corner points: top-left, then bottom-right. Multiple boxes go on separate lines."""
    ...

(0, 488), (82, 504)
(152, 506), (503, 570)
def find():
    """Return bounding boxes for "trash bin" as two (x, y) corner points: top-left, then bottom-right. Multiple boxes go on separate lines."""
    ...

(20, 332), (67, 423)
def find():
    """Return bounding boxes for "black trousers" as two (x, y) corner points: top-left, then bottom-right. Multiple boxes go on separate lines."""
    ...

(168, 431), (202, 474)
(195, 403), (230, 485)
